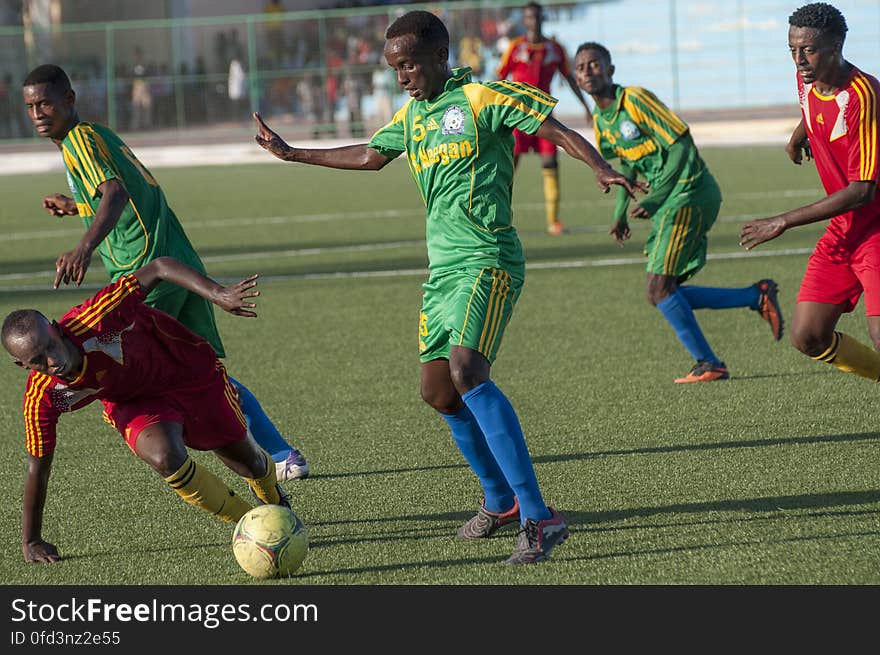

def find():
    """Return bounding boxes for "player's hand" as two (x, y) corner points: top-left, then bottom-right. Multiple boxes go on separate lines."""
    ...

(23, 538), (60, 563)
(594, 167), (649, 199)
(216, 273), (260, 317)
(739, 216), (786, 250)
(785, 137), (812, 165)
(42, 194), (78, 217)
(54, 246), (93, 288)
(629, 204), (650, 219)
(609, 219), (631, 247)
(253, 112), (291, 161)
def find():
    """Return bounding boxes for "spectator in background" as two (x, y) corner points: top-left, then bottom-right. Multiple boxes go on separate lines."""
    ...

(130, 46), (152, 131)
(264, 0), (285, 65)
(228, 44), (248, 121)
(497, 2), (593, 236)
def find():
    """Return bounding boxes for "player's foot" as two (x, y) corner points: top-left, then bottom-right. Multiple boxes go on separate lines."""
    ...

(546, 220), (567, 236)
(457, 497), (520, 540)
(674, 360), (729, 384)
(251, 483), (291, 510)
(275, 449), (309, 481)
(504, 507), (569, 565)
(752, 278), (784, 341)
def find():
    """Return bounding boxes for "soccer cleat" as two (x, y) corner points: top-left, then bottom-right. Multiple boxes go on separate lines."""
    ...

(251, 483), (292, 510)
(457, 497), (520, 540)
(504, 507), (569, 565)
(673, 360), (730, 384)
(546, 220), (567, 236)
(753, 278), (784, 341)
(275, 449), (310, 481)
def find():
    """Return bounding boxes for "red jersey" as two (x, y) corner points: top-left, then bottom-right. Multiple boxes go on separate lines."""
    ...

(22, 274), (224, 457)
(798, 66), (880, 251)
(496, 36), (571, 93)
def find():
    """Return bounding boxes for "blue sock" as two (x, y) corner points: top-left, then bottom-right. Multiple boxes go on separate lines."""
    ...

(461, 381), (551, 523)
(656, 290), (719, 364)
(679, 285), (760, 310)
(441, 405), (514, 514)
(229, 377), (292, 463)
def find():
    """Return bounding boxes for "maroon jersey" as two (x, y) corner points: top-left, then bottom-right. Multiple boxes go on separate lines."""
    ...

(496, 35), (571, 93)
(23, 274), (229, 457)
(797, 66), (880, 252)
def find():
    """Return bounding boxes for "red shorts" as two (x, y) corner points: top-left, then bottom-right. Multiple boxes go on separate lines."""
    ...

(102, 368), (247, 452)
(797, 234), (880, 315)
(514, 129), (557, 157)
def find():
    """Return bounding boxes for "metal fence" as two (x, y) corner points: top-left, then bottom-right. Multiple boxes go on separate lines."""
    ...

(2, 0), (879, 141)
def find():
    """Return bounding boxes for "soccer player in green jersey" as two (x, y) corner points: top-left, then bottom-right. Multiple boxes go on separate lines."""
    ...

(22, 64), (308, 481)
(254, 10), (645, 564)
(575, 42), (785, 383)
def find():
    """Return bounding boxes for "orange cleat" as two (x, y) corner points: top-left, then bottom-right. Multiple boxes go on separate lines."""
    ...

(753, 279), (784, 341)
(546, 220), (567, 236)
(674, 360), (730, 384)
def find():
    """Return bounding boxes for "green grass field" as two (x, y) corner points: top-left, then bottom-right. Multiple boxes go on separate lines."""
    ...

(1, 145), (878, 585)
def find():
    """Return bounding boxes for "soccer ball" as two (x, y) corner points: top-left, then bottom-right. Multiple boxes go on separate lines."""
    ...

(232, 504), (309, 579)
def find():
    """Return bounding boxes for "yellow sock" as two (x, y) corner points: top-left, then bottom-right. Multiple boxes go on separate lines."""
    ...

(812, 331), (880, 381)
(164, 456), (252, 523)
(542, 167), (560, 227)
(245, 449), (281, 505)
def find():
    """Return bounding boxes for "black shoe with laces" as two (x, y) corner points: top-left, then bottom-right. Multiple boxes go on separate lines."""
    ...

(504, 507), (569, 565)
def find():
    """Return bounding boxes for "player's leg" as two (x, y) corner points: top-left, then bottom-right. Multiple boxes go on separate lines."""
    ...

(539, 140), (565, 236)
(419, 277), (517, 532)
(213, 439), (288, 508)
(645, 197), (727, 382)
(169, 288), (305, 478)
(447, 267), (568, 558)
(130, 420), (253, 523)
(795, 242), (880, 380)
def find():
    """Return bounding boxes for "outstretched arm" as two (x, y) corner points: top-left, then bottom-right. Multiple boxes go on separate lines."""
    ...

(22, 452), (59, 563)
(254, 112), (393, 170)
(536, 116), (649, 198)
(54, 179), (130, 289)
(42, 193), (78, 217)
(739, 180), (875, 250)
(133, 257), (261, 317)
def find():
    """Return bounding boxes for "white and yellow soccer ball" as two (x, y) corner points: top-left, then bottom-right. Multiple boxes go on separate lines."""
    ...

(232, 504), (309, 579)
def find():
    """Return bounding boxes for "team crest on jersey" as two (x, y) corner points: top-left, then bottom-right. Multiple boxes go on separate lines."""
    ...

(442, 105), (466, 135)
(619, 120), (641, 141)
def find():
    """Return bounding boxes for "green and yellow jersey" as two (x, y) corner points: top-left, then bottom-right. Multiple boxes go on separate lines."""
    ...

(592, 85), (715, 220)
(369, 67), (557, 274)
(60, 122), (206, 301)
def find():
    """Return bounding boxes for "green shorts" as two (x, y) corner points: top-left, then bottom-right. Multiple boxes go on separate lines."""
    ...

(419, 267), (524, 364)
(644, 173), (722, 283)
(146, 282), (226, 358)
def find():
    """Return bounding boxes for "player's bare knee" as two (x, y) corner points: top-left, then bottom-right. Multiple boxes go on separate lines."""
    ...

(789, 327), (828, 357)
(142, 449), (187, 478)
(420, 382), (457, 414)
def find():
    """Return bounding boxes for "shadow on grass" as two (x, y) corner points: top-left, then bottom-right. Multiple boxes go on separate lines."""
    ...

(534, 431), (880, 465)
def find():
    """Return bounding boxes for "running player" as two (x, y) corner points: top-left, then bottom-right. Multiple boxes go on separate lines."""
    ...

(253, 10), (646, 564)
(576, 41), (784, 383)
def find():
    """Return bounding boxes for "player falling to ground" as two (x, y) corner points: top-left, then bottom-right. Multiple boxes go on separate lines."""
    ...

(254, 10), (646, 564)
(21, 64), (308, 481)
(2, 257), (289, 564)
(575, 42), (784, 383)
(740, 3), (880, 382)
(496, 1), (593, 236)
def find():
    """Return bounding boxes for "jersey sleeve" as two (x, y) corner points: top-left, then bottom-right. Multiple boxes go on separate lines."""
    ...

(368, 101), (411, 159)
(622, 86), (689, 147)
(23, 374), (61, 457)
(845, 76), (879, 182)
(60, 274), (145, 338)
(63, 123), (120, 199)
(465, 80), (558, 135)
(496, 40), (516, 79)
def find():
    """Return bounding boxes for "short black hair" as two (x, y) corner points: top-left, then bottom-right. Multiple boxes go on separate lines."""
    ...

(1, 309), (42, 352)
(525, 2), (543, 13)
(23, 64), (71, 92)
(789, 3), (847, 43)
(576, 41), (612, 65)
(385, 10), (449, 49)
